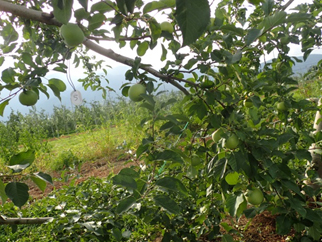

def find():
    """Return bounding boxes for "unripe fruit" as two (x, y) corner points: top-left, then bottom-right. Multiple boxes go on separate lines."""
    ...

(212, 128), (224, 143)
(224, 134), (239, 149)
(246, 188), (264, 205)
(160, 22), (173, 33)
(243, 99), (253, 108)
(19, 90), (38, 106)
(60, 23), (85, 47)
(276, 101), (287, 111)
(128, 84), (146, 102)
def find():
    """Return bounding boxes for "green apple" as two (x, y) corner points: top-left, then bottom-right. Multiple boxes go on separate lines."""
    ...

(60, 23), (85, 47)
(212, 128), (224, 143)
(224, 133), (239, 149)
(19, 90), (38, 106)
(276, 101), (287, 111)
(246, 188), (264, 205)
(243, 99), (253, 108)
(128, 84), (146, 102)
(160, 22), (173, 33)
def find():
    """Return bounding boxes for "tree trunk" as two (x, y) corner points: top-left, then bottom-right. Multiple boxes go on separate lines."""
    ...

(308, 98), (322, 186)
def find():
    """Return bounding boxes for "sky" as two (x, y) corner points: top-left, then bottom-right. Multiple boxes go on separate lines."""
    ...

(0, 0), (320, 120)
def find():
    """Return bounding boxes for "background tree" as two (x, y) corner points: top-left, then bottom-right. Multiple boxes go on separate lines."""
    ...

(1, 0), (322, 240)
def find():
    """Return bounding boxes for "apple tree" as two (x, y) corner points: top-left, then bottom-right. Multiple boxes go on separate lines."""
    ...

(1, 0), (322, 240)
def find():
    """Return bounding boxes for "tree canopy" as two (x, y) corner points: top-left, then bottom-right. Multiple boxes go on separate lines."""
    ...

(1, 0), (322, 240)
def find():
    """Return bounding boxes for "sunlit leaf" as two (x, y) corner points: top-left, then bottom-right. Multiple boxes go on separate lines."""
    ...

(30, 176), (47, 192)
(9, 150), (35, 166)
(0, 99), (9, 116)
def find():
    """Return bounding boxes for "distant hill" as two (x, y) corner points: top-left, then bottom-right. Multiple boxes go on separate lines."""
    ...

(265, 54), (322, 75)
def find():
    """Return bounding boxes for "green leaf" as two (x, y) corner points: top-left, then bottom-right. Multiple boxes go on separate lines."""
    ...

(0, 56), (4, 66)
(176, 0), (210, 46)
(116, 0), (128, 15)
(225, 172), (240, 185)
(280, 180), (302, 196)
(118, 168), (140, 178)
(74, 8), (90, 21)
(91, 1), (114, 13)
(5, 182), (29, 208)
(245, 28), (263, 46)
(48, 78), (67, 92)
(30, 176), (47, 192)
(220, 24), (244, 36)
(47, 83), (62, 101)
(222, 234), (234, 242)
(21, 52), (35, 67)
(78, 0), (88, 10)
(244, 207), (258, 218)
(262, 0), (274, 16)
(34, 172), (53, 185)
(160, 44), (168, 62)
(9, 150), (35, 166)
(136, 144), (149, 158)
(226, 193), (246, 217)
(288, 197), (306, 217)
(286, 13), (311, 23)
(149, 19), (162, 43)
(0, 100), (9, 116)
(112, 228), (122, 241)
(125, 0), (136, 13)
(137, 41), (149, 56)
(88, 13), (105, 31)
(276, 214), (293, 235)
(210, 158), (227, 181)
(0, 180), (8, 204)
(112, 174), (137, 190)
(308, 223), (322, 241)
(2, 68), (16, 83)
(143, 0), (175, 13)
(154, 194), (180, 214)
(52, 0), (73, 24)
(156, 177), (188, 197)
(260, 11), (287, 31)
(225, 50), (242, 64)
(277, 133), (295, 145)
(2, 24), (18, 45)
(156, 149), (183, 164)
(116, 196), (136, 214)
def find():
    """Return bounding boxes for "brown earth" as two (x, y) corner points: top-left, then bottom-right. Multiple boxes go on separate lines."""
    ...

(26, 156), (295, 242)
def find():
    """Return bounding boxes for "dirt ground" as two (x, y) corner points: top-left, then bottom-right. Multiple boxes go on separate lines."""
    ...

(27, 157), (295, 242)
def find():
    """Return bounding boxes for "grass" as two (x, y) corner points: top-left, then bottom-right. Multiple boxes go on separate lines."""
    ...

(35, 121), (145, 172)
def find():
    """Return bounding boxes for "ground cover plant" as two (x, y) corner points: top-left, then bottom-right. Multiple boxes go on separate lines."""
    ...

(1, 0), (322, 241)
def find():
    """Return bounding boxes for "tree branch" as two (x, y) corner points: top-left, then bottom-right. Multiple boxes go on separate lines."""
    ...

(0, 0), (61, 26)
(88, 35), (152, 41)
(82, 39), (190, 95)
(0, 0), (191, 95)
(0, 216), (53, 225)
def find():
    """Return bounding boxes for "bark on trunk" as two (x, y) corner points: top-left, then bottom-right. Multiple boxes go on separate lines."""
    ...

(308, 98), (322, 186)
(0, 216), (53, 225)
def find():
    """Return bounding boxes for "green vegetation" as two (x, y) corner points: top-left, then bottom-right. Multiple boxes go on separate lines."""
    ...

(2, 0), (322, 241)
